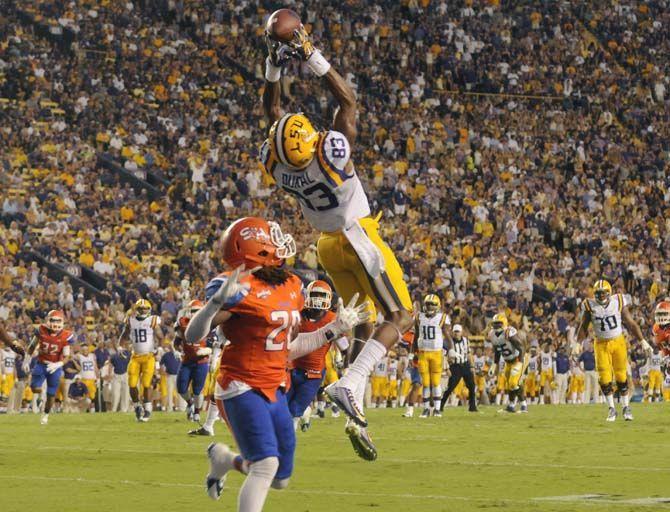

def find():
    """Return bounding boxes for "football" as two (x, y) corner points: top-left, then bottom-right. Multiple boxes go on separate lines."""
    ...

(266, 8), (302, 43)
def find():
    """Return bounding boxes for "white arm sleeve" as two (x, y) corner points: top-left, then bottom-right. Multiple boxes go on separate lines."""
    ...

(184, 300), (220, 343)
(288, 325), (332, 361)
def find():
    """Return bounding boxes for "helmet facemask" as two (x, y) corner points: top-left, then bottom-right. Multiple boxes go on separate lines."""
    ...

(269, 221), (296, 261)
(47, 316), (64, 333)
(594, 289), (610, 306)
(655, 310), (670, 327)
(424, 301), (439, 316)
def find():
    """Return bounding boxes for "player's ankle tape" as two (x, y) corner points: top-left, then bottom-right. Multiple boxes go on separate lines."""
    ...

(265, 57), (281, 83)
(307, 51), (331, 77)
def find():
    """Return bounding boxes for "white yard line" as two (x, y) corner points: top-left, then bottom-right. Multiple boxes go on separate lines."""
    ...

(2, 475), (669, 508)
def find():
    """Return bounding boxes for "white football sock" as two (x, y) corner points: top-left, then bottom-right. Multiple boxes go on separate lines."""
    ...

(238, 457), (279, 512)
(355, 376), (367, 408)
(337, 339), (387, 390)
(621, 393), (630, 407)
(605, 394), (615, 408)
(301, 405), (311, 422)
(316, 400), (326, 412)
(203, 401), (219, 431)
(293, 417), (300, 431)
(143, 402), (152, 413)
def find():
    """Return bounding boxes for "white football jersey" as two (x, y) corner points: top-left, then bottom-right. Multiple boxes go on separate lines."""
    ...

(540, 351), (554, 371)
(580, 293), (630, 340)
(388, 359), (399, 380)
(488, 326), (520, 362)
(417, 312), (447, 351)
(473, 355), (486, 374)
(650, 353), (663, 371)
(1, 348), (16, 375)
(127, 315), (161, 355)
(373, 357), (389, 377)
(261, 130), (371, 232)
(527, 355), (538, 373)
(78, 353), (97, 380)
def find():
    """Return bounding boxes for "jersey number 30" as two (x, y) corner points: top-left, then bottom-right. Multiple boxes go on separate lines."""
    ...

(266, 311), (301, 351)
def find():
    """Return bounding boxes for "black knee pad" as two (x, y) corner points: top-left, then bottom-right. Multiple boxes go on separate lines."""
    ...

(600, 382), (613, 395)
(616, 380), (628, 394)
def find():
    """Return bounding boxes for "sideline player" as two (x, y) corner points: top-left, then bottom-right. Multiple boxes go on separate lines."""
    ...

(174, 300), (212, 423)
(26, 311), (74, 424)
(402, 355), (423, 417)
(415, 294), (449, 417)
(182, 217), (367, 512)
(576, 280), (650, 421)
(488, 314), (528, 413)
(539, 343), (555, 404)
(524, 344), (540, 404)
(189, 331), (223, 437)
(262, 19), (413, 430)
(119, 298), (164, 422)
(0, 340), (17, 413)
(77, 343), (98, 413)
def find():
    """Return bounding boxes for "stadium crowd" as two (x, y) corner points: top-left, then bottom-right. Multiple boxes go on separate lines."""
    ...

(1, 0), (669, 411)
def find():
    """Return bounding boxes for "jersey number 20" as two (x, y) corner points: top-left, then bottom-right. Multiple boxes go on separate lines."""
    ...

(266, 311), (301, 351)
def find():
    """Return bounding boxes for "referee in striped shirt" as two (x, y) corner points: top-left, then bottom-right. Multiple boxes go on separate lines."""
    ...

(439, 324), (478, 412)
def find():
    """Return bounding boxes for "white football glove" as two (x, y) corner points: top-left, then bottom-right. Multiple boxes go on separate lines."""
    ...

(448, 349), (458, 360)
(488, 366), (497, 378)
(640, 338), (652, 353)
(196, 347), (213, 357)
(210, 265), (257, 309)
(46, 361), (64, 374)
(331, 293), (371, 335)
(22, 359), (31, 374)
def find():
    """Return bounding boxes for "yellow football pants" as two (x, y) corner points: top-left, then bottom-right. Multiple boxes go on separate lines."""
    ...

(540, 370), (553, 387)
(497, 374), (507, 393)
(387, 379), (398, 399)
(648, 370), (663, 393)
(400, 378), (412, 398)
(317, 216), (413, 317)
(128, 353), (155, 389)
(569, 375), (585, 394)
(82, 379), (97, 400)
(371, 376), (388, 398)
(0, 374), (15, 397)
(524, 373), (538, 396)
(474, 375), (486, 395)
(324, 367), (339, 386)
(594, 335), (628, 385)
(504, 357), (527, 392)
(418, 350), (443, 388)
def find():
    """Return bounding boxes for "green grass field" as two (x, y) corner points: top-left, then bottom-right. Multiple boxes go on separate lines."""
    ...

(2, 404), (670, 512)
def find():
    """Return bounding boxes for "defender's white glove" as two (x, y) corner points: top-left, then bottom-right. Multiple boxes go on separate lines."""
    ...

(331, 293), (371, 336)
(210, 265), (256, 309)
(640, 338), (652, 353)
(488, 365), (497, 378)
(196, 347), (213, 357)
(22, 359), (31, 374)
(46, 361), (64, 374)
